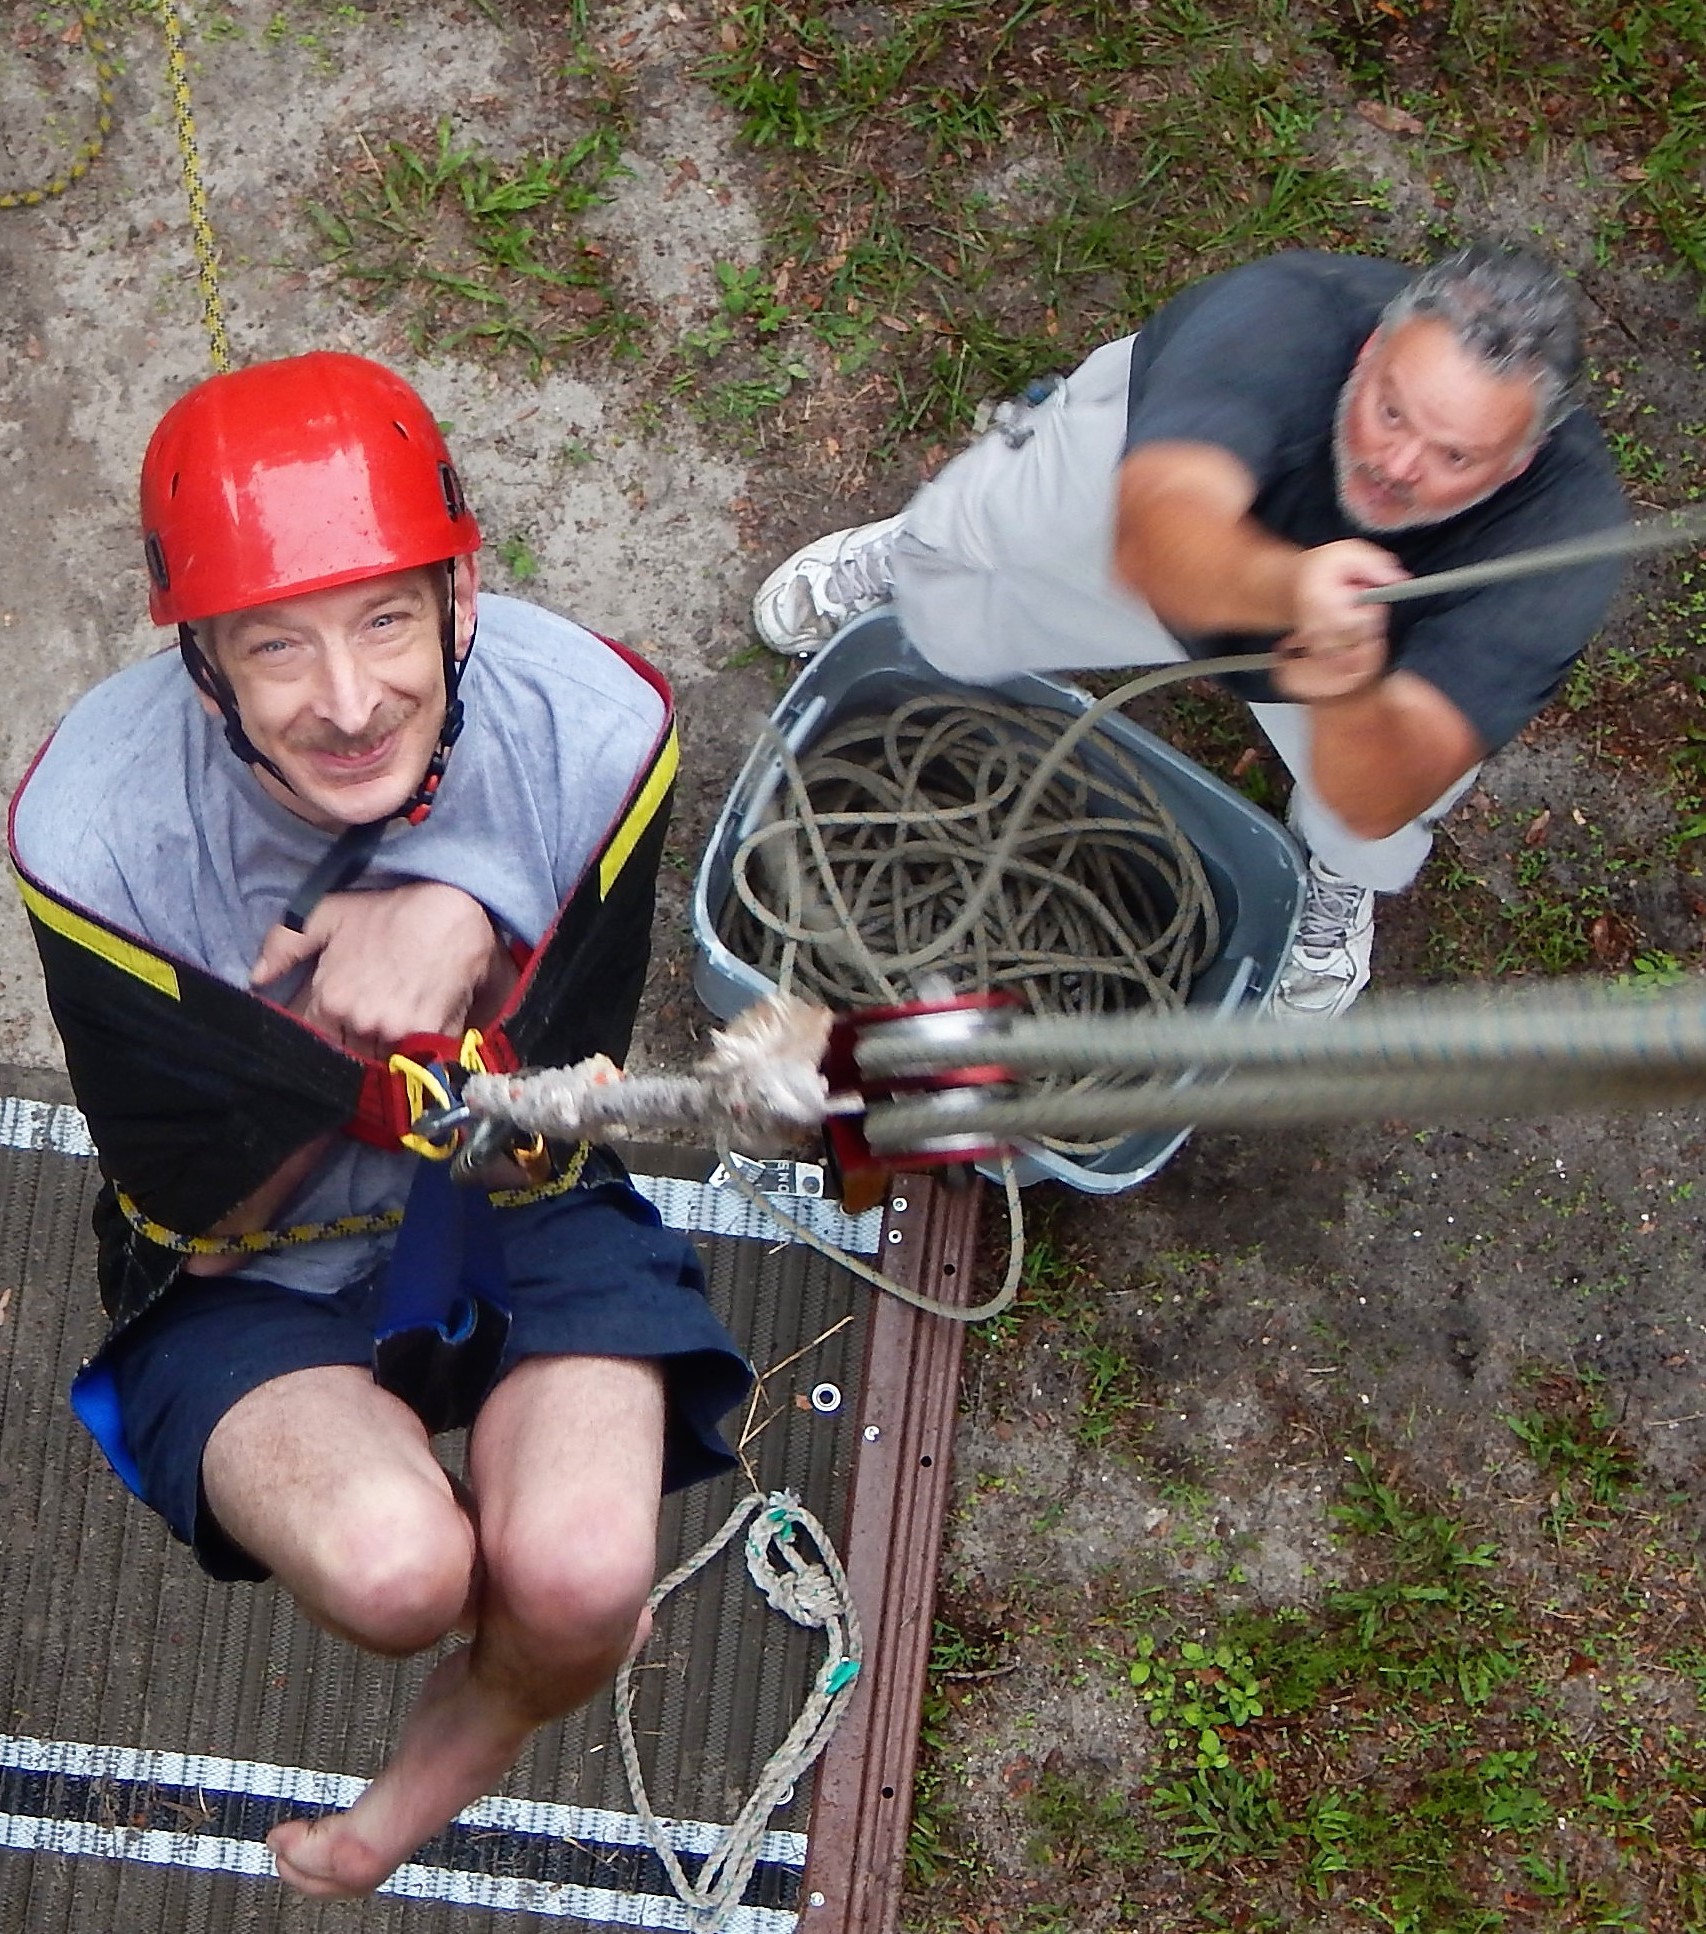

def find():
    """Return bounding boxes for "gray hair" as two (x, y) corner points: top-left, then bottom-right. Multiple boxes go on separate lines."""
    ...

(1379, 240), (1583, 435)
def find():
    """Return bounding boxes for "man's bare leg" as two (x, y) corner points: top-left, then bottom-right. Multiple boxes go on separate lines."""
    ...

(202, 1365), (479, 1653)
(265, 1352), (666, 1897)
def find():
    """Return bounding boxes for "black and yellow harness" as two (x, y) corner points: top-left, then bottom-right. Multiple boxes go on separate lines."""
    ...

(7, 639), (680, 1344)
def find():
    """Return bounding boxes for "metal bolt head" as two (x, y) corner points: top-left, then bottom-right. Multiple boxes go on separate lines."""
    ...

(891, 1195), (908, 1212)
(863, 1423), (881, 1442)
(809, 1892), (827, 1909)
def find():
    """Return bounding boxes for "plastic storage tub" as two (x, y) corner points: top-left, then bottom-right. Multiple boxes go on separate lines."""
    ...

(691, 611), (1305, 1192)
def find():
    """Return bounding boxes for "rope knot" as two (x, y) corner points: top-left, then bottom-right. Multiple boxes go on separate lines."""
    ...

(762, 1564), (841, 1626)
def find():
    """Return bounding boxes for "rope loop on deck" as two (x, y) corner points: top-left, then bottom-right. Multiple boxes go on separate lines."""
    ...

(614, 1489), (863, 1932)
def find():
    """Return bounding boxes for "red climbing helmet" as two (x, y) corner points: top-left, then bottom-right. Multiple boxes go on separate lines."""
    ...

(139, 351), (481, 626)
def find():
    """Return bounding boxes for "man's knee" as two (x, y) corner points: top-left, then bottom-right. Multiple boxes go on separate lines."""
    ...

(300, 1485), (476, 1655)
(481, 1512), (655, 1668)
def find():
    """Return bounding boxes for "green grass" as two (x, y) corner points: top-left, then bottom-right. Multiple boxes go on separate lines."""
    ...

(992, 1447), (1706, 1930)
(966, 1210), (1161, 1455)
(905, 1613), (1007, 1889)
(1506, 1369), (1641, 1540)
(695, 0), (1377, 441)
(309, 105), (642, 368)
(495, 532), (541, 583)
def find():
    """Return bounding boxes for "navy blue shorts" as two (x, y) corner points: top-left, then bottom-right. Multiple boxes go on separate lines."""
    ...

(94, 1173), (751, 1582)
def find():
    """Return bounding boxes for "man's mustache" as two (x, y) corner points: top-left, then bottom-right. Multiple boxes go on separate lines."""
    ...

(286, 698), (420, 757)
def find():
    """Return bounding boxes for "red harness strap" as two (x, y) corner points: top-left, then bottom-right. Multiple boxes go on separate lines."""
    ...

(345, 1026), (523, 1151)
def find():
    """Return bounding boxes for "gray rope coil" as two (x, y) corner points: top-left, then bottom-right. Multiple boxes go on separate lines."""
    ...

(614, 1491), (862, 1933)
(719, 663), (1248, 1156)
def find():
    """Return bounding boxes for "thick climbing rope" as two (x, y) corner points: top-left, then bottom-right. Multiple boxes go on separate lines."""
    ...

(462, 996), (1028, 1320)
(613, 1492), (862, 1934)
(0, 6), (115, 210)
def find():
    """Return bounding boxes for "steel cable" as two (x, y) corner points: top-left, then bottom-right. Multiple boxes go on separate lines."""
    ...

(862, 978), (1706, 1147)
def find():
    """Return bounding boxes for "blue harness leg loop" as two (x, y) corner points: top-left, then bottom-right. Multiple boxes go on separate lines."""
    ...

(371, 1157), (512, 1435)
(71, 1355), (146, 1500)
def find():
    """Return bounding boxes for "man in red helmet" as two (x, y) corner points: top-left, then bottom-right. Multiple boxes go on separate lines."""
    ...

(9, 353), (750, 1896)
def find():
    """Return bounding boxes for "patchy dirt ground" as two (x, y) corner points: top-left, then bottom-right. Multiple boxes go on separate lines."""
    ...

(2, 2), (1706, 1929)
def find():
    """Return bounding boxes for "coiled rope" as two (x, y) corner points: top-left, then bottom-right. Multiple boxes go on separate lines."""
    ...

(720, 668), (1230, 1159)
(0, 6), (114, 211)
(614, 1492), (861, 1933)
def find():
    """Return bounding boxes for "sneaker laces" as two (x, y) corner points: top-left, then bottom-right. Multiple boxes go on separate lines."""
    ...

(819, 532), (896, 618)
(1295, 869), (1369, 953)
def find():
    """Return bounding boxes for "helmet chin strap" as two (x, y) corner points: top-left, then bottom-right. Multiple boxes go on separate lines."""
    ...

(183, 557), (478, 936)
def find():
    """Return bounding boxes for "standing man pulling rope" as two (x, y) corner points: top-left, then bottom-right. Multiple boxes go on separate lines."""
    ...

(753, 241), (1627, 1018)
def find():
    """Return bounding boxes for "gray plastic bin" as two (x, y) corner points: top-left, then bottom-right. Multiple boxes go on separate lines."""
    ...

(690, 611), (1305, 1192)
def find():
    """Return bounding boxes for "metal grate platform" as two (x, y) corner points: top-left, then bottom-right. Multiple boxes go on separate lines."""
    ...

(0, 1115), (977, 1934)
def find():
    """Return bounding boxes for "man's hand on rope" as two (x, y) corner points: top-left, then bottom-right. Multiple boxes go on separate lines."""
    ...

(251, 880), (517, 1059)
(1272, 540), (1405, 703)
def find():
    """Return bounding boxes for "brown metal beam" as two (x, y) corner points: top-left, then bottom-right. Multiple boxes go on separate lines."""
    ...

(799, 1169), (984, 1932)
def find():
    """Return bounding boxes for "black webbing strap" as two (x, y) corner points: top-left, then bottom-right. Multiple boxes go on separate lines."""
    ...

(280, 817), (389, 933)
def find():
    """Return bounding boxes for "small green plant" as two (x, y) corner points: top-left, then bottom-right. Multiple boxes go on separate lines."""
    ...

(310, 109), (641, 368)
(1153, 1764), (1289, 1867)
(1506, 1372), (1640, 1537)
(713, 259), (790, 332)
(1128, 1633), (1264, 1768)
(496, 533), (540, 582)
(1617, 948), (1687, 991)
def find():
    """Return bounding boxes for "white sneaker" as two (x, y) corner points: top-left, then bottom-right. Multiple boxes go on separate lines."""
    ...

(1274, 855), (1375, 1019)
(751, 515), (905, 655)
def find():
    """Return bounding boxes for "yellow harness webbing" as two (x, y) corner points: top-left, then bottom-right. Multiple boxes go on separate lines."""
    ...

(115, 1140), (591, 1258)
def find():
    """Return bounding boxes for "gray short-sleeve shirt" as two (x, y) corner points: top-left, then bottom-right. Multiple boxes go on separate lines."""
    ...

(11, 594), (664, 1294)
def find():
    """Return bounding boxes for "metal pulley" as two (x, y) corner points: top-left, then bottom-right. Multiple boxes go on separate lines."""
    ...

(819, 991), (1024, 1211)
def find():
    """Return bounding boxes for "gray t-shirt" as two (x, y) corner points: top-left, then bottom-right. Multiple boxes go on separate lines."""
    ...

(12, 594), (665, 1294)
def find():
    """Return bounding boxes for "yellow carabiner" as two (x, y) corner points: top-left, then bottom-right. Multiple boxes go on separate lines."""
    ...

(389, 1051), (459, 1161)
(456, 1028), (549, 1178)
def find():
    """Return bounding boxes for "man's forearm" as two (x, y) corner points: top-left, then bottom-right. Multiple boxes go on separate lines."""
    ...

(1114, 452), (1303, 634)
(1305, 678), (1480, 840)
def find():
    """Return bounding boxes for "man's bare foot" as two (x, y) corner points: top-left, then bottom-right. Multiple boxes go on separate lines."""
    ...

(267, 1646), (527, 1899)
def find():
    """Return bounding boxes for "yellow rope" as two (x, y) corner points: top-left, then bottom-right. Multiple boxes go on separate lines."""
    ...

(0, 3), (230, 372)
(0, 6), (116, 211)
(158, 0), (230, 372)
(115, 1141), (593, 1257)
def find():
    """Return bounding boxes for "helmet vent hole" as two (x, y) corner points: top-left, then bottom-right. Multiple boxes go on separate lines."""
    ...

(169, 471), (181, 498)
(439, 461), (467, 520)
(144, 533), (170, 590)
(393, 419), (410, 440)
